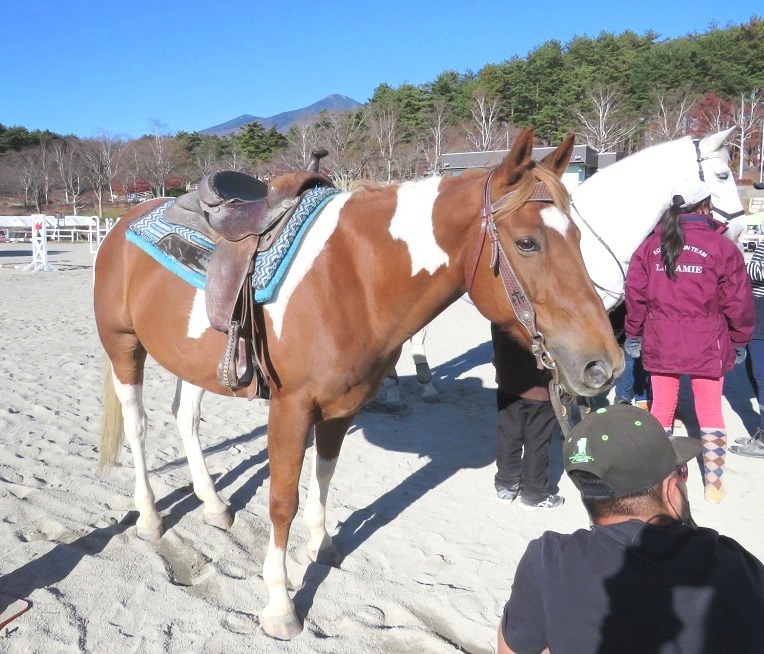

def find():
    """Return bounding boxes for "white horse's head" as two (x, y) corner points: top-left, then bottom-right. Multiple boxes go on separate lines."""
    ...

(696, 126), (746, 242)
(570, 127), (744, 311)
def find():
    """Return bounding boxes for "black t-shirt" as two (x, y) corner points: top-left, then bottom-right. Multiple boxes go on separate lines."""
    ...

(502, 520), (764, 653)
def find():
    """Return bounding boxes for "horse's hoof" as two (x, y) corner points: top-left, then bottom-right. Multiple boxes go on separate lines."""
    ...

(204, 510), (233, 530)
(136, 525), (163, 542)
(308, 543), (343, 567)
(422, 393), (440, 404)
(261, 612), (303, 640)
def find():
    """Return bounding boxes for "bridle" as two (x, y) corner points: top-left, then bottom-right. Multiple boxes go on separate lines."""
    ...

(692, 138), (745, 223)
(467, 170), (559, 378)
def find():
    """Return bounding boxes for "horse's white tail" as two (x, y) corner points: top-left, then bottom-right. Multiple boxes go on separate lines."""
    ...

(99, 359), (124, 472)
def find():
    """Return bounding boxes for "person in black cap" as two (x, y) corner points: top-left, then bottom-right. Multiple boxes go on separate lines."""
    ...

(498, 404), (764, 654)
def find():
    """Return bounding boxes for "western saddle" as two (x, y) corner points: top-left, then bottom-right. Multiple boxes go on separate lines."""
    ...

(163, 150), (333, 398)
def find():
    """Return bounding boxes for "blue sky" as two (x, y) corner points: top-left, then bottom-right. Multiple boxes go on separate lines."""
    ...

(1, 1), (759, 139)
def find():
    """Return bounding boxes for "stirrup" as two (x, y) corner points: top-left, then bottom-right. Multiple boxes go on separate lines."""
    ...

(218, 321), (253, 391)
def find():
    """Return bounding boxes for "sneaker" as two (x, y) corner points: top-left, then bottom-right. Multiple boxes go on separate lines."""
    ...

(615, 397), (632, 405)
(519, 494), (565, 511)
(730, 439), (764, 458)
(495, 483), (520, 504)
(735, 428), (764, 446)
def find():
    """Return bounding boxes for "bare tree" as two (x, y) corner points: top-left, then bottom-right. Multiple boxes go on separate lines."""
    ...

(18, 149), (48, 212)
(80, 138), (112, 218)
(125, 120), (184, 197)
(316, 109), (371, 189)
(420, 98), (449, 174)
(574, 84), (638, 152)
(221, 138), (247, 172)
(368, 103), (401, 183)
(648, 87), (698, 142)
(51, 140), (85, 214)
(731, 90), (763, 179)
(464, 91), (503, 151)
(283, 118), (321, 169)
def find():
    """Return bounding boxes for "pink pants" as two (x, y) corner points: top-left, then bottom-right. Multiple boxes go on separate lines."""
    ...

(649, 374), (725, 429)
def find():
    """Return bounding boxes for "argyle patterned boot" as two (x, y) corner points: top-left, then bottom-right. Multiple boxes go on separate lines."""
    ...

(701, 429), (727, 504)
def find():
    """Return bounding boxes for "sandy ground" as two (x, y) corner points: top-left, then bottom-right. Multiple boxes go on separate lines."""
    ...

(0, 241), (762, 654)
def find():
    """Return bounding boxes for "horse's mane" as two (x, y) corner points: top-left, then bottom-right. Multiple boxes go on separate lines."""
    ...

(494, 163), (570, 222)
(348, 179), (387, 195)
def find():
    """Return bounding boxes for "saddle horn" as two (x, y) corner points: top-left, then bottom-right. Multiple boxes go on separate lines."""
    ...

(307, 149), (329, 172)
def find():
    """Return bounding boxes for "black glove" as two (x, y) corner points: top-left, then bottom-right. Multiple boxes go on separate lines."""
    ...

(624, 337), (642, 359)
(735, 345), (747, 365)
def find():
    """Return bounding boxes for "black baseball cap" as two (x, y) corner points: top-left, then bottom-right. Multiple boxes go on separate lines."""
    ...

(564, 405), (701, 498)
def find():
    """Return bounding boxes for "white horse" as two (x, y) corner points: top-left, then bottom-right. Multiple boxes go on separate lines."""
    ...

(381, 127), (745, 406)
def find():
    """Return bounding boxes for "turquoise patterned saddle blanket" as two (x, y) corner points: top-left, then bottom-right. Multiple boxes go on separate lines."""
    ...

(126, 186), (340, 303)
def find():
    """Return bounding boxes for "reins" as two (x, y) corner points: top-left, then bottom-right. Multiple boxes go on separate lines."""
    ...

(569, 198), (626, 307)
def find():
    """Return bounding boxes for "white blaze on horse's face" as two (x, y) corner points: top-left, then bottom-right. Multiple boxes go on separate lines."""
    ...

(265, 193), (352, 339)
(187, 289), (210, 339)
(389, 176), (449, 275)
(540, 205), (571, 236)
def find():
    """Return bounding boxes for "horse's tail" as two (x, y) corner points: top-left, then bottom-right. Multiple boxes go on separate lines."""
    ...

(99, 358), (124, 472)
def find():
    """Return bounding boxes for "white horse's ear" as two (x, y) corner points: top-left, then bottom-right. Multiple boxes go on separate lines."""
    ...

(700, 126), (737, 154)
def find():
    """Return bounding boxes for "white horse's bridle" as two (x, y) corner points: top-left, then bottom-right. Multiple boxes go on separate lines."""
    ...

(693, 138), (745, 223)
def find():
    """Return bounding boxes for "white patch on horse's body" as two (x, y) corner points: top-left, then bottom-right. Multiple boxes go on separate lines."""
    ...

(541, 206), (571, 235)
(265, 193), (351, 339)
(187, 289), (210, 339)
(389, 176), (449, 276)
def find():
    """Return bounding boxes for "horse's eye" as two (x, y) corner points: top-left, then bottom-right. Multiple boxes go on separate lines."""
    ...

(716, 172), (729, 181)
(516, 237), (539, 252)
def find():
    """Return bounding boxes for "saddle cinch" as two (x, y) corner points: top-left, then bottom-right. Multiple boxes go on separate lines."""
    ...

(163, 150), (333, 399)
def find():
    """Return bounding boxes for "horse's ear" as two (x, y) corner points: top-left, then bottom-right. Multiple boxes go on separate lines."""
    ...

(700, 126), (737, 154)
(540, 133), (575, 178)
(494, 126), (536, 187)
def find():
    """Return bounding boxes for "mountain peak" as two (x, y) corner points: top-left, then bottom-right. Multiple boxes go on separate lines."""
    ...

(199, 95), (363, 137)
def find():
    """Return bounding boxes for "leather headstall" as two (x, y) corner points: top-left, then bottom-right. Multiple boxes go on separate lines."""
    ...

(467, 170), (559, 376)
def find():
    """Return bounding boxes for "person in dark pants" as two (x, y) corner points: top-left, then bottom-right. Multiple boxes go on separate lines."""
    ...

(733, 238), (764, 457)
(491, 323), (564, 511)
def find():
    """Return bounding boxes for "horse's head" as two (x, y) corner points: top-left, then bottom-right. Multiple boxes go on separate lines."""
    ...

(695, 127), (746, 241)
(467, 127), (623, 397)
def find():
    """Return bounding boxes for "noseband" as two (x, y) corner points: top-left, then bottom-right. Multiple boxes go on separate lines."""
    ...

(467, 171), (559, 376)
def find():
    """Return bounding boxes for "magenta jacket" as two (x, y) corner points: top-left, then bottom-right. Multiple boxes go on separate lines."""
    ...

(625, 215), (754, 377)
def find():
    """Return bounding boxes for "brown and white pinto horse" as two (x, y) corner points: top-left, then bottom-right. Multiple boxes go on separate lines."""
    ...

(93, 126), (622, 639)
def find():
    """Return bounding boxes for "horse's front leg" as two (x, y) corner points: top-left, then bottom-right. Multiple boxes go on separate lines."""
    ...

(261, 396), (312, 640)
(303, 416), (352, 566)
(172, 379), (232, 529)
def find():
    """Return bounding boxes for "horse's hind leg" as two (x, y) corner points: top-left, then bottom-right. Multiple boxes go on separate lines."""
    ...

(171, 379), (232, 530)
(303, 415), (352, 566)
(107, 350), (163, 541)
(411, 326), (439, 403)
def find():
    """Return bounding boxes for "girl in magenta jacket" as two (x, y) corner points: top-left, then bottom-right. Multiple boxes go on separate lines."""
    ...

(624, 178), (754, 504)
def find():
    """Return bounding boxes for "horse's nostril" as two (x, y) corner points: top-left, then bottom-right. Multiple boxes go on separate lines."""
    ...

(583, 361), (610, 389)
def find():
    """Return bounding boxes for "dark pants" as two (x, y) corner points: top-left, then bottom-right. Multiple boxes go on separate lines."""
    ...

(614, 349), (652, 402)
(746, 339), (764, 431)
(495, 390), (557, 502)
